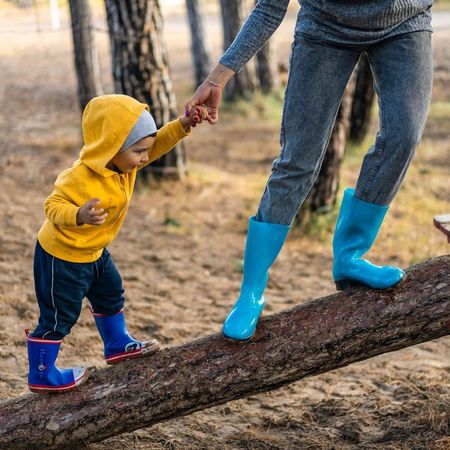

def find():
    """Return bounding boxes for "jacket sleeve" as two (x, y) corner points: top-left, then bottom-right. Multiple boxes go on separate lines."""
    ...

(138, 118), (191, 170)
(44, 170), (85, 227)
(219, 0), (290, 73)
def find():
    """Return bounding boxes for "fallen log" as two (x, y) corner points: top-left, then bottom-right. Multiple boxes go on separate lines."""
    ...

(0, 255), (449, 449)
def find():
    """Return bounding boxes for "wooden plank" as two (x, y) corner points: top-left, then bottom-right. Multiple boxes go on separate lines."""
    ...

(433, 214), (450, 243)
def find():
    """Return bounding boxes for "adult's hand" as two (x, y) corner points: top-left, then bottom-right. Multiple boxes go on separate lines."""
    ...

(184, 81), (223, 125)
(184, 63), (235, 125)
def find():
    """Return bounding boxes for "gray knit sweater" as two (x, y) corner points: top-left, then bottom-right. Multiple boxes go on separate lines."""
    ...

(220, 0), (432, 72)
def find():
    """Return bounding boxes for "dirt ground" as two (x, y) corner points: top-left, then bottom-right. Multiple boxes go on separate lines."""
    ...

(0, 3), (449, 449)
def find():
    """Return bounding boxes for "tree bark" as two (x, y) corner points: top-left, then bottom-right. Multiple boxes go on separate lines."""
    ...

(219, 0), (258, 101)
(68, 0), (103, 111)
(256, 40), (280, 93)
(185, 0), (212, 87)
(1, 256), (449, 449)
(297, 73), (356, 224)
(349, 53), (376, 143)
(105, 0), (186, 180)
(254, 1), (279, 93)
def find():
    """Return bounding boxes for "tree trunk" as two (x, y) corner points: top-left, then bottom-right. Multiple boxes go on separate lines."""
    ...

(1, 256), (449, 449)
(256, 40), (280, 93)
(349, 53), (375, 143)
(68, 0), (103, 112)
(16, 0), (33, 8)
(185, 0), (212, 87)
(105, 0), (186, 180)
(297, 73), (356, 224)
(219, 0), (258, 101)
(254, 1), (279, 93)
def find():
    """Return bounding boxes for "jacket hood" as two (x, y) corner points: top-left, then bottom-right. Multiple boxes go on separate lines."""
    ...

(79, 94), (149, 177)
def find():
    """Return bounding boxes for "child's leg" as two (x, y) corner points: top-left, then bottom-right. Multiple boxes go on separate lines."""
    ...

(355, 31), (433, 205)
(32, 241), (91, 339)
(87, 249), (160, 364)
(86, 248), (125, 315)
(28, 241), (91, 392)
(255, 34), (361, 225)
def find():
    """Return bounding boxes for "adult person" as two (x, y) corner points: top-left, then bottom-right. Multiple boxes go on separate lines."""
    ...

(185, 0), (433, 341)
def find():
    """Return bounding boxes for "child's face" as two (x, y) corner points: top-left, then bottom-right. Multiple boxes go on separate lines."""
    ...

(107, 135), (156, 173)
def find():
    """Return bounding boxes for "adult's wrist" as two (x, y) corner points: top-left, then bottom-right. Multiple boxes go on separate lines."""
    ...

(204, 63), (235, 89)
(205, 80), (223, 89)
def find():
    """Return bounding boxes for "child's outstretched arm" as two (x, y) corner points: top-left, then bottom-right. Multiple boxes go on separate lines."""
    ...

(138, 105), (208, 169)
(180, 105), (208, 129)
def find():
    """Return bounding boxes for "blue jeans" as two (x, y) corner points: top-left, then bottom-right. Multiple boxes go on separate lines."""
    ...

(32, 241), (125, 340)
(256, 31), (432, 225)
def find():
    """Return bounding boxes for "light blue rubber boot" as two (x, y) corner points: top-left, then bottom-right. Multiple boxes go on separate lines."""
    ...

(333, 188), (405, 290)
(27, 331), (87, 393)
(222, 216), (290, 341)
(91, 308), (160, 364)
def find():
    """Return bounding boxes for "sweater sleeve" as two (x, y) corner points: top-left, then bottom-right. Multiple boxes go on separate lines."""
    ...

(44, 170), (83, 227)
(138, 118), (191, 169)
(219, 0), (290, 73)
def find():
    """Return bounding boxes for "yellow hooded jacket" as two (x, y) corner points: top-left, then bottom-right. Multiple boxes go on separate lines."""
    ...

(38, 94), (190, 263)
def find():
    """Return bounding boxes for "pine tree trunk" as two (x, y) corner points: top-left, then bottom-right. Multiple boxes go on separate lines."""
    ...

(68, 0), (103, 111)
(297, 73), (356, 224)
(185, 0), (212, 87)
(105, 0), (186, 180)
(17, 0), (33, 8)
(256, 40), (280, 93)
(0, 256), (449, 449)
(349, 53), (375, 143)
(219, 0), (258, 101)
(254, 0), (279, 93)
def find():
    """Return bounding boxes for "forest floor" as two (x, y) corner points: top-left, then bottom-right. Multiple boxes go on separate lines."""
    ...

(0, 2), (449, 449)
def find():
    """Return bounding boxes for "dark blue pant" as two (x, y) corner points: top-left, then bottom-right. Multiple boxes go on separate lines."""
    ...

(32, 241), (125, 340)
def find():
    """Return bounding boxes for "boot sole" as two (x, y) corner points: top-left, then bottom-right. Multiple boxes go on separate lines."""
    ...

(221, 329), (255, 343)
(106, 339), (161, 365)
(335, 274), (407, 291)
(29, 369), (89, 394)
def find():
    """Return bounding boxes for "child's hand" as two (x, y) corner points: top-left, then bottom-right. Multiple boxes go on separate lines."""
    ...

(76, 198), (108, 226)
(180, 105), (207, 130)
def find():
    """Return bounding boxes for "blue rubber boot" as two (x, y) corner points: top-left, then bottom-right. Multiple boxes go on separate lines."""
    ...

(27, 331), (87, 393)
(91, 308), (160, 364)
(333, 188), (405, 290)
(222, 216), (290, 341)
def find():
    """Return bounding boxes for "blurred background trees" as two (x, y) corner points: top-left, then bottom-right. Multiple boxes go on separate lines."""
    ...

(185, 0), (212, 87)
(350, 54), (376, 143)
(219, 0), (258, 100)
(104, 0), (186, 180)
(8, 0), (376, 224)
(68, 0), (103, 111)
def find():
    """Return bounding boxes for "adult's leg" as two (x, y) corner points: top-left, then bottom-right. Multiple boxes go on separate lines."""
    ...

(256, 34), (361, 225)
(332, 32), (432, 290)
(356, 31), (433, 204)
(223, 35), (360, 340)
